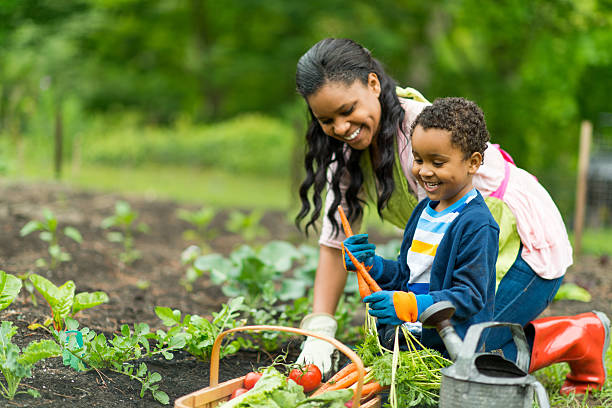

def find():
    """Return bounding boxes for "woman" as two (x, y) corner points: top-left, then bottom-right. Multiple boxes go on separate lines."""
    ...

(294, 38), (608, 396)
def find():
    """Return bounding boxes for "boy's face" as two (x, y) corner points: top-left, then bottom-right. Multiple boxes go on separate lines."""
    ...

(411, 125), (482, 211)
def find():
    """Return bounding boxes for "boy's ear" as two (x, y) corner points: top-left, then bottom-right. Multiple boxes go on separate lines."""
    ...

(467, 152), (483, 174)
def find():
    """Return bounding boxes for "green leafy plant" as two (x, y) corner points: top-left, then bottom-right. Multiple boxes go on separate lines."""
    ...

(225, 209), (268, 243)
(177, 206), (218, 248)
(191, 241), (307, 307)
(29, 274), (109, 331)
(553, 283), (592, 302)
(58, 318), (179, 405)
(0, 271), (22, 311)
(155, 296), (249, 361)
(101, 200), (149, 264)
(19, 208), (83, 269)
(0, 321), (61, 400)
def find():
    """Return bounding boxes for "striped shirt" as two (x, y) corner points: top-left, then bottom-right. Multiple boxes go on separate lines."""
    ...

(406, 188), (478, 295)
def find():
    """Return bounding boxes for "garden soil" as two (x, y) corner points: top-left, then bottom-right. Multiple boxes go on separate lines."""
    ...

(1, 180), (611, 407)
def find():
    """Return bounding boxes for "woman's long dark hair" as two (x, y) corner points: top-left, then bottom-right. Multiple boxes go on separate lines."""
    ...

(295, 38), (406, 237)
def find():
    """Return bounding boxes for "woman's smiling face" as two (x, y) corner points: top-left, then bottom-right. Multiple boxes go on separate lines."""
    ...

(411, 124), (481, 211)
(306, 73), (382, 150)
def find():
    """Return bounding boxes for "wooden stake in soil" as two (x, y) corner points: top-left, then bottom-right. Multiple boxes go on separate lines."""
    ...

(573, 120), (592, 257)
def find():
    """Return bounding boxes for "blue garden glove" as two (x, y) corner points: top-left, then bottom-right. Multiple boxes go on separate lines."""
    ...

(364, 290), (426, 325)
(342, 234), (376, 271)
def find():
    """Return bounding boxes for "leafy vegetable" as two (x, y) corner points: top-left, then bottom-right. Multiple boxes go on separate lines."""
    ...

(218, 367), (352, 408)
(0, 271), (22, 311)
(29, 274), (109, 331)
(0, 321), (61, 400)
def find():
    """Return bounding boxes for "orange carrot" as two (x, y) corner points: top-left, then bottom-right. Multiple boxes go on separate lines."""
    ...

(342, 244), (371, 298)
(359, 381), (385, 399)
(337, 205), (381, 295)
(312, 362), (358, 396)
(337, 205), (354, 237)
(344, 247), (382, 293)
(325, 371), (359, 391)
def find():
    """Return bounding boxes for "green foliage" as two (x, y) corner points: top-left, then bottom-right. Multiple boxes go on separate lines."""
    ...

(101, 200), (149, 264)
(19, 209), (82, 269)
(59, 318), (177, 405)
(190, 241), (307, 307)
(356, 328), (451, 408)
(177, 206), (218, 248)
(84, 114), (293, 176)
(155, 297), (249, 361)
(554, 283), (592, 303)
(0, 271), (22, 311)
(225, 209), (269, 243)
(534, 341), (612, 407)
(0, 321), (61, 400)
(28, 274), (109, 331)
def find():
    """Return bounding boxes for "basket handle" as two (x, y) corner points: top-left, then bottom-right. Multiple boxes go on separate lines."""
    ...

(209, 325), (366, 407)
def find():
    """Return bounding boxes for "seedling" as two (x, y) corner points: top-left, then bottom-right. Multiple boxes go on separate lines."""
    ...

(59, 318), (177, 405)
(101, 200), (149, 264)
(177, 206), (218, 248)
(0, 271), (22, 311)
(224, 209), (268, 243)
(28, 274), (109, 331)
(155, 296), (249, 361)
(0, 321), (60, 400)
(19, 208), (82, 269)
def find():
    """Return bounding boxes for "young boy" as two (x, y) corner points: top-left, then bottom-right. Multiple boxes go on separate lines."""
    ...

(343, 97), (499, 353)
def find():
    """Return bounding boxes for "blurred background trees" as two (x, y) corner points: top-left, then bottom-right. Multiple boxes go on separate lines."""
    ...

(1, 0), (611, 221)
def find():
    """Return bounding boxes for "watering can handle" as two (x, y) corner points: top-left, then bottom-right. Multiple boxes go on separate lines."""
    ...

(455, 321), (531, 373)
(531, 380), (551, 408)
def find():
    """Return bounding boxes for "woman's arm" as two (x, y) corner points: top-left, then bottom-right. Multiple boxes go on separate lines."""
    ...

(312, 245), (347, 314)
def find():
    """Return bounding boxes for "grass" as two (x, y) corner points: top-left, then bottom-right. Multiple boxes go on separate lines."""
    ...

(534, 343), (612, 407)
(7, 159), (292, 210)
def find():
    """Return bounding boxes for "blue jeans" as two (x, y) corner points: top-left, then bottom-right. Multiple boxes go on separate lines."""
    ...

(485, 246), (563, 362)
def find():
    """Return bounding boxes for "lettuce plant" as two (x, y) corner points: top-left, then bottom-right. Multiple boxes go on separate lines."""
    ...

(0, 321), (60, 400)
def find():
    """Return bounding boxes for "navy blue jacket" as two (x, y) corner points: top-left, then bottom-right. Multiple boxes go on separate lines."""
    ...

(371, 191), (499, 352)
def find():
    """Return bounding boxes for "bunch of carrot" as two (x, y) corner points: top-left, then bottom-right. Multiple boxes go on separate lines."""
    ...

(337, 205), (381, 299)
(312, 362), (386, 401)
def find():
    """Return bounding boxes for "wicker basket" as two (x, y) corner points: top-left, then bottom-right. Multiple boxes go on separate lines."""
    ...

(174, 325), (381, 408)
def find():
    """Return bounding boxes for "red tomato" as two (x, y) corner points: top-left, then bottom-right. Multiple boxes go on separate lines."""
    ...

(288, 364), (322, 393)
(230, 387), (248, 399)
(243, 372), (263, 390)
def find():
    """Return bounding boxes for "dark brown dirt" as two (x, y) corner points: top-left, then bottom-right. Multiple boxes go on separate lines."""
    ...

(0, 180), (610, 407)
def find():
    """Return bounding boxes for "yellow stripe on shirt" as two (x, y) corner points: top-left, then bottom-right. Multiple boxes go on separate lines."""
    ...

(409, 240), (438, 257)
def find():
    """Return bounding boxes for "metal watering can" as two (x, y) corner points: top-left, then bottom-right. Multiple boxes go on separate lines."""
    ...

(419, 301), (550, 408)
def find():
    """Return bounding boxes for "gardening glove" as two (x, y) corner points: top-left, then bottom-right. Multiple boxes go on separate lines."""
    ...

(342, 234), (380, 273)
(364, 291), (433, 326)
(296, 313), (339, 378)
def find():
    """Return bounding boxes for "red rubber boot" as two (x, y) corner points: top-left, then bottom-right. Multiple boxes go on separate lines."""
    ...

(526, 311), (610, 395)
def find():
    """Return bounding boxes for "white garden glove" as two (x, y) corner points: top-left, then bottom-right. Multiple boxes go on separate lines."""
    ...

(296, 313), (339, 378)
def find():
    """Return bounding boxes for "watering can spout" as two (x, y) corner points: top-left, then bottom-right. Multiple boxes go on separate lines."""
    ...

(419, 301), (462, 360)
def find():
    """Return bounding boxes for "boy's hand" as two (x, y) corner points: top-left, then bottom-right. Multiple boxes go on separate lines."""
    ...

(342, 234), (375, 271)
(363, 291), (418, 325)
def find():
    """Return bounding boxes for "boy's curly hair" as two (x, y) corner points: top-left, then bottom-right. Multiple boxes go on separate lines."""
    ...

(410, 97), (489, 159)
